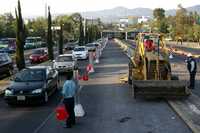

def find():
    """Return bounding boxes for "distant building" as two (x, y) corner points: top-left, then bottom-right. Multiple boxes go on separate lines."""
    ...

(127, 16), (138, 25)
(119, 18), (128, 28)
(86, 19), (100, 25)
(138, 16), (151, 23)
(119, 16), (139, 27)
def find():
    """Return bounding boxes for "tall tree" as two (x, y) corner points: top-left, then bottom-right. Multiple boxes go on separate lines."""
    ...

(85, 19), (89, 44)
(153, 8), (165, 20)
(26, 17), (47, 39)
(70, 13), (84, 45)
(15, 0), (25, 70)
(175, 4), (187, 40)
(59, 23), (63, 55)
(79, 16), (84, 45)
(153, 8), (168, 33)
(47, 6), (54, 60)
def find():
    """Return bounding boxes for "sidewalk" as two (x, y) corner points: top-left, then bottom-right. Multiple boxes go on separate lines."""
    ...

(167, 41), (200, 49)
(117, 39), (200, 133)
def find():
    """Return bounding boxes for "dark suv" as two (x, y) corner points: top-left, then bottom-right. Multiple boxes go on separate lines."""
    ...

(0, 53), (13, 76)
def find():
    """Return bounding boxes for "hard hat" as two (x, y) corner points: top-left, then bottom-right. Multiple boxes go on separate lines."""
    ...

(187, 53), (192, 57)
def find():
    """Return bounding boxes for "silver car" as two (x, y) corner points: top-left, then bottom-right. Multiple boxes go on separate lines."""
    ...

(53, 54), (77, 73)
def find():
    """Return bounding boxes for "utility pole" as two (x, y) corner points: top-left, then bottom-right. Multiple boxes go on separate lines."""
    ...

(45, 3), (47, 19)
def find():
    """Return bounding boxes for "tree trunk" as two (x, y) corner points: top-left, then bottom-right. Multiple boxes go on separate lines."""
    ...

(47, 7), (54, 60)
(15, 0), (25, 71)
(59, 23), (63, 55)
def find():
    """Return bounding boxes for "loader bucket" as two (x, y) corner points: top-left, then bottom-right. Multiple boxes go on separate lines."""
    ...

(132, 80), (191, 99)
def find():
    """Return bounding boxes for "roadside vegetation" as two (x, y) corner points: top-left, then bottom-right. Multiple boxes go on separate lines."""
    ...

(0, 0), (103, 70)
(127, 4), (200, 43)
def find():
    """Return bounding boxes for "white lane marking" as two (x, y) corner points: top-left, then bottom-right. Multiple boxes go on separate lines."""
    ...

(33, 85), (84, 133)
(188, 103), (200, 115)
(33, 110), (55, 133)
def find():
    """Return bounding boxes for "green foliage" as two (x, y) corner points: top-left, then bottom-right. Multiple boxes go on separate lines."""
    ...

(0, 13), (16, 38)
(153, 8), (165, 20)
(86, 24), (101, 43)
(47, 7), (54, 60)
(26, 17), (47, 39)
(55, 15), (75, 41)
(15, 0), (25, 70)
(152, 8), (168, 34)
(79, 16), (84, 45)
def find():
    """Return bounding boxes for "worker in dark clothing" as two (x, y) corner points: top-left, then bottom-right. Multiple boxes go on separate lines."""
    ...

(186, 53), (197, 89)
(62, 71), (77, 128)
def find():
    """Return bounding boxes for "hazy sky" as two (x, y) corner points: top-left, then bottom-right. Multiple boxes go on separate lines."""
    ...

(0, 0), (199, 17)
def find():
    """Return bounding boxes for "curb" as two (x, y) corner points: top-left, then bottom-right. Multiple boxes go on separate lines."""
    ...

(167, 94), (200, 133)
(115, 39), (200, 133)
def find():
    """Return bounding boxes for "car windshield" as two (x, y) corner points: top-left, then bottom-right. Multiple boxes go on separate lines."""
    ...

(33, 50), (43, 54)
(86, 44), (95, 47)
(0, 54), (8, 63)
(74, 47), (85, 51)
(56, 56), (73, 62)
(14, 69), (45, 82)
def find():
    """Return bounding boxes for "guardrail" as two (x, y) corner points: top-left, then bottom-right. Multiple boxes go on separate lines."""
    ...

(115, 39), (200, 59)
(114, 39), (135, 58)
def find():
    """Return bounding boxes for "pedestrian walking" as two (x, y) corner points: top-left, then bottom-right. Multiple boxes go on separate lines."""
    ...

(62, 71), (77, 128)
(186, 53), (197, 89)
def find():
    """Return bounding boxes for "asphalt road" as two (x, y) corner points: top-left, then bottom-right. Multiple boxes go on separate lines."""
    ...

(0, 58), (89, 133)
(32, 40), (190, 133)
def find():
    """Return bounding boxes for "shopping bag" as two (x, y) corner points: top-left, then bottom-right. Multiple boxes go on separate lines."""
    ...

(82, 74), (89, 81)
(55, 105), (69, 121)
(74, 104), (85, 117)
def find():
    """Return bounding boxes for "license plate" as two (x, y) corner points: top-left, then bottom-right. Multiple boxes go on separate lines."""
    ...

(17, 96), (26, 101)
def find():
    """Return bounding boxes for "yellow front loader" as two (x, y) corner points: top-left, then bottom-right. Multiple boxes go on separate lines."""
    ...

(128, 33), (190, 99)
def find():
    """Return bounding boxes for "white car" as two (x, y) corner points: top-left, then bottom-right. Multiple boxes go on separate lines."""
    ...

(53, 54), (77, 73)
(72, 46), (88, 60)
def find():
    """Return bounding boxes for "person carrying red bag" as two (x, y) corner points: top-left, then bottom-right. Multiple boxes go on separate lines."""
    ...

(62, 71), (77, 128)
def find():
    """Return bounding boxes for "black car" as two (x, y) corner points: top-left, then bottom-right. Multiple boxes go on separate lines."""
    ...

(64, 43), (78, 51)
(86, 43), (96, 52)
(0, 47), (15, 54)
(0, 53), (13, 76)
(4, 66), (58, 105)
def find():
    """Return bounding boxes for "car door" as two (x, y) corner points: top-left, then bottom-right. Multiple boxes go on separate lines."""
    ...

(46, 68), (57, 95)
(43, 50), (48, 60)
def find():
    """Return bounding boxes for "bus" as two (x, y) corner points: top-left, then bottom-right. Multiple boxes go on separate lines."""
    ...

(25, 37), (42, 49)
(0, 38), (16, 53)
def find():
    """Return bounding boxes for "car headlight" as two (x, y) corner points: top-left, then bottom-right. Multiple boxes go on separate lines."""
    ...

(32, 89), (42, 94)
(30, 56), (33, 59)
(5, 89), (13, 96)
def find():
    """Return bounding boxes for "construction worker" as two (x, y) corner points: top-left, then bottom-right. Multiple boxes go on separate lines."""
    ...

(62, 71), (77, 128)
(186, 53), (197, 89)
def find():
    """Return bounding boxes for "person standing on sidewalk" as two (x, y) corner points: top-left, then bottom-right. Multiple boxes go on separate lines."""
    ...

(186, 53), (197, 89)
(62, 71), (76, 128)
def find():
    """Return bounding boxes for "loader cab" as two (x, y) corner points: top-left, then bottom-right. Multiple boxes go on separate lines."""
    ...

(146, 57), (171, 80)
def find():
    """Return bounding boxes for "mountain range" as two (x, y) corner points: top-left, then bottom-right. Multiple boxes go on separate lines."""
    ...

(80, 5), (200, 23)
